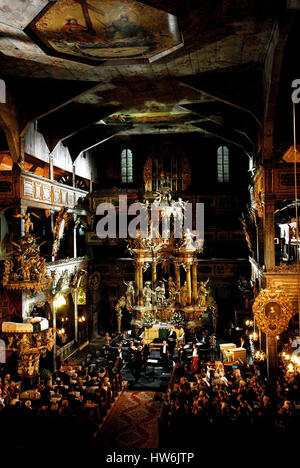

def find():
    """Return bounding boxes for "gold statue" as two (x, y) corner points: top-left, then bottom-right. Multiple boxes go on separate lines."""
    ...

(3, 213), (50, 293)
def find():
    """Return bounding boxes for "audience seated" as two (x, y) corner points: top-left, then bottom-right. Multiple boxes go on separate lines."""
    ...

(160, 355), (299, 446)
(0, 350), (123, 448)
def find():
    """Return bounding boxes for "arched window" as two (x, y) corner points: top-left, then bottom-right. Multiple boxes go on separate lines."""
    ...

(121, 148), (133, 183)
(217, 146), (229, 183)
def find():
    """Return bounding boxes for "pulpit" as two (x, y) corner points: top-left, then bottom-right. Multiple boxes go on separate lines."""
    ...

(2, 317), (54, 379)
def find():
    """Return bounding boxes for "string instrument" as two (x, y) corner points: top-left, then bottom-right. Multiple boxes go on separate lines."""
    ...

(190, 356), (199, 372)
(114, 356), (120, 369)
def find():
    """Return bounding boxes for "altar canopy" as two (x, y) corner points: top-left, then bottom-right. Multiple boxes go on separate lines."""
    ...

(115, 181), (215, 330)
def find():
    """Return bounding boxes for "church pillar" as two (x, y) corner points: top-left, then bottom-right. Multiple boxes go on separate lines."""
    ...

(186, 263), (192, 306)
(72, 164), (76, 188)
(152, 260), (157, 291)
(73, 289), (78, 343)
(175, 262), (180, 290)
(138, 261), (144, 307)
(266, 335), (278, 381)
(263, 166), (275, 270)
(73, 214), (77, 259)
(50, 209), (55, 262)
(20, 205), (26, 237)
(51, 300), (57, 372)
(49, 154), (54, 181)
(192, 261), (198, 304)
(264, 195), (276, 270)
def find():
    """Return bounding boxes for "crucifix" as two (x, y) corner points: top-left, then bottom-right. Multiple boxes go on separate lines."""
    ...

(74, 0), (106, 34)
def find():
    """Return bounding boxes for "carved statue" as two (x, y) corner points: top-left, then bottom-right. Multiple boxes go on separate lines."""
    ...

(198, 278), (209, 307)
(155, 280), (166, 307)
(88, 271), (101, 291)
(240, 213), (254, 255)
(3, 328), (54, 378)
(168, 276), (176, 305)
(212, 308), (218, 333)
(124, 281), (135, 309)
(143, 281), (153, 307)
(181, 228), (196, 250)
(52, 207), (69, 257)
(236, 276), (253, 309)
(14, 211), (39, 235)
(3, 214), (50, 294)
(104, 332), (111, 347)
(115, 296), (126, 334)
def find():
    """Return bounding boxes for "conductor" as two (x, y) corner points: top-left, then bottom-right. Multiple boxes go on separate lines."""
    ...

(167, 326), (177, 358)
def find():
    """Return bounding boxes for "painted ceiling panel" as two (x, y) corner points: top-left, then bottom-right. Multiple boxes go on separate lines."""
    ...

(0, 1), (281, 142)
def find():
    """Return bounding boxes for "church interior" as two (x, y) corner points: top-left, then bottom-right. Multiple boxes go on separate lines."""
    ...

(0, 0), (300, 455)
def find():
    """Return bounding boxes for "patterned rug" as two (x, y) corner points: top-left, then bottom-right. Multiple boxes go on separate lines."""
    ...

(95, 391), (164, 448)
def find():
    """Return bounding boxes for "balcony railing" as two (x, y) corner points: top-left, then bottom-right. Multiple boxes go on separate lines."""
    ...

(0, 170), (88, 209)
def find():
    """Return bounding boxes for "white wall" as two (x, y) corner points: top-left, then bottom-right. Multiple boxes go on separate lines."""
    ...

(74, 150), (98, 181)
(25, 122), (49, 163)
(24, 123), (98, 181)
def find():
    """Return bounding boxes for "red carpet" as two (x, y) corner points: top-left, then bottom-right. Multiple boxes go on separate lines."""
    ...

(96, 391), (164, 448)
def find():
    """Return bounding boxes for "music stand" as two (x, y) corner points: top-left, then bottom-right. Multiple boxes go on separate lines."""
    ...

(144, 358), (159, 381)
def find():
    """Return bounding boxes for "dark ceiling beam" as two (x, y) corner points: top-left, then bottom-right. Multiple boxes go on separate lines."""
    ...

(134, 0), (185, 15)
(262, 6), (299, 161)
(179, 104), (255, 155)
(177, 65), (264, 127)
(179, 102), (257, 146)
(192, 121), (251, 158)
(10, 78), (102, 135)
(38, 104), (119, 153)
(64, 124), (128, 161)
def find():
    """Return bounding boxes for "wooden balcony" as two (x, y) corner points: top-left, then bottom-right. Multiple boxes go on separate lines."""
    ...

(0, 170), (88, 210)
(250, 257), (300, 309)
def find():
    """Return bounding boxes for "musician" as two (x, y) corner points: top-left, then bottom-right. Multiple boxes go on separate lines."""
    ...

(114, 343), (124, 370)
(196, 330), (210, 348)
(190, 343), (199, 372)
(132, 345), (143, 381)
(167, 326), (177, 357)
(178, 343), (187, 364)
(160, 340), (170, 370)
(141, 339), (150, 367)
(126, 341), (136, 360)
(127, 341), (136, 374)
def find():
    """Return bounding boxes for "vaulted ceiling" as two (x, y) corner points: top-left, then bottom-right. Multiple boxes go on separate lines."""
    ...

(0, 0), (299, 162)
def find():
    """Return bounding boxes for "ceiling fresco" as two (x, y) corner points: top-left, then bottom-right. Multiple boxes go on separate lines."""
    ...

(26, 0), (183, 64)
(0, 1), (291, 155)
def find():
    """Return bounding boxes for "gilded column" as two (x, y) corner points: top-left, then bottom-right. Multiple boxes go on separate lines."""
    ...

(264, 194), (276, 270)
(186, 263), (192, 306)
(138, 261), (144, 307)
(192, 261), (198, 304)
(135, 261), (139, 302)
(175, 262), (180, 290)
(152, 260), (157, 291)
